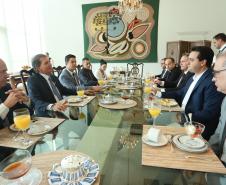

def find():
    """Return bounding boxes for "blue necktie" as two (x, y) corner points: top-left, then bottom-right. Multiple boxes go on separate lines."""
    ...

(48, 77), (63, 100)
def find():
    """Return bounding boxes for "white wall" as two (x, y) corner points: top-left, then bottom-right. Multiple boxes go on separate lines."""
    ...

(39, 0), (226, 76)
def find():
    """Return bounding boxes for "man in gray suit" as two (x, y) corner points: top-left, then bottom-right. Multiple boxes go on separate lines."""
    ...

(59, 54), (81, 91)
(208, 52), (226, 184)
(59, 54), (101, 92)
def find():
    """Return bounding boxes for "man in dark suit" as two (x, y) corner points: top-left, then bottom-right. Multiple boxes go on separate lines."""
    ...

(157, 53), (194, 92)
(0, 59), (29, 128)
(27, 54), (76, 117)
(154, 46), (224, 140)
(0, 58), (29, 160)
(155, 58), (167, 79)
(79, 57), (98, 86)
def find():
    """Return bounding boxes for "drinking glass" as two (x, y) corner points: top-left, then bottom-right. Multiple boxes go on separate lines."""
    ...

(13, 108), (32, 146)
(148, 99), (161, 127)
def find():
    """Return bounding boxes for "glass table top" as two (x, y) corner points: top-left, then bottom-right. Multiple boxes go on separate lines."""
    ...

(2, 88), (224, 185)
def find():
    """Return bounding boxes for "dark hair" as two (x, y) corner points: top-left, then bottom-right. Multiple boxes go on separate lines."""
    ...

(32, 54), (47, 72)
(213, 33), (226, 42)
(100, 59), (107, 66)
(182, 53), (189, 57)
(82, 57), (89, 61)
(191, 46), (214, 68)
(65, 54), (76, 65)
(161, 58), (167, 61)
(165, 57), (175, 63)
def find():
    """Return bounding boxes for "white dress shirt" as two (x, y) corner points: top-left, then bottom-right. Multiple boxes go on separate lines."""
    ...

(0, 103), (9, 120)
(181, 70), (207, 110)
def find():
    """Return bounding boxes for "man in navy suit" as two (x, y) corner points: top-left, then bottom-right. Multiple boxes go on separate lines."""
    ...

(27, 54), (76, 117)
(79, 58), (98, 86)
(154, 46), (224, 140)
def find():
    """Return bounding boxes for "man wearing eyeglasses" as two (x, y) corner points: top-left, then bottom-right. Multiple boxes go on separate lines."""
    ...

(207, 53), (226, 184)
(0, 59), (29, 128)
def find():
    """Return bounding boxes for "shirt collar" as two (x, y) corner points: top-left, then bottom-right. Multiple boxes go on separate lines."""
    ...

(66, 68), (74, 76)
(193, 69), (207, 81)
(220, 43), (226, 52)
(184, 70), (189, 74)
(40, 73), (50, 80)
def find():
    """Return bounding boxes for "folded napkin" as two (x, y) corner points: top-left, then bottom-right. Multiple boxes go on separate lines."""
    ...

(147, 127), (161, 143)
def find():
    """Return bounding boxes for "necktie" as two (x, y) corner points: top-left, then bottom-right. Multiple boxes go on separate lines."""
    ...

(161, 69), (167, 78)
(73, 71), (80, 86)
(48, 77), (63, 100)
(177, 73), (185, 87)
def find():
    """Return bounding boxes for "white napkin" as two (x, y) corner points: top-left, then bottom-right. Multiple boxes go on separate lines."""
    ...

(147, 127), (161, 143)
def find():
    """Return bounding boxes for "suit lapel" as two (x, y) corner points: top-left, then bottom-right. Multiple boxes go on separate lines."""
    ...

(37, 73), (55, 98)
(190, 69), (211, 94)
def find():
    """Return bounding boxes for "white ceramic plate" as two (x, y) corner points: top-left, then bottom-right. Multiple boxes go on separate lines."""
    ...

(48, 158), (99, 185)
(160, 99), (178, 107)
(99, 99), (118, 105)
(178, 135), (205, 149)
(67, 96), (82, 103)
(9, 124), (20, 132)
(173, 135), (208, 153)
(27, 122), (52, 136)
(142, 134), (168, 147)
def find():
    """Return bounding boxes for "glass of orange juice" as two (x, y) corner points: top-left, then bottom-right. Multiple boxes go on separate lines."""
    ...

(148, 99), (161, 127)
(77, 87), (85, 97)
(13, 108), (32, 145)
(98, 79), (105, 86)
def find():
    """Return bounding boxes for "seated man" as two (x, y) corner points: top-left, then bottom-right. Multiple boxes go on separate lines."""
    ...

(27, 54), (76, 117)
(154, 46), (224, 140)
(0, 58), (29, 160)
(155, 58), (167, 79)
(155, 57), (181, 82)
(79, 57), (98, 86)
(156, 53), (194, 92)
(209, 53), (226, 162)
(59, 54), (82, 91)
(96, 59), (107, 80)
(207, 53), (226, 184)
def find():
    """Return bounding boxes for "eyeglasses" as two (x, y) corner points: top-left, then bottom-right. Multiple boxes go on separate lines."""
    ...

(212, 69), (226, 77)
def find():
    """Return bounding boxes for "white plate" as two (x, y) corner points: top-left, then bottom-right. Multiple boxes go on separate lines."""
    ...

(27, 122), (52, 136)
(160, 99), (178, 107)
(99, 99), (118, 105)
(48, 158), (99, 185)
(142, 134), (168, 147)
(178, 135), (205, 149)
(67, 96), (82, 103)
(9, 124), (20, 132)
(173, 135), (208, 153)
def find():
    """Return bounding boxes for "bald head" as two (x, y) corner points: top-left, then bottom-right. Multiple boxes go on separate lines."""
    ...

(0, 58), (8, 88)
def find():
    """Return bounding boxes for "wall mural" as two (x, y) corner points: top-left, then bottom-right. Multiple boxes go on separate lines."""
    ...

(82, 1), (159, 63)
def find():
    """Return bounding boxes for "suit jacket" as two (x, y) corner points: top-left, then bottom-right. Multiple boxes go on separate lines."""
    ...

(155, 69), (165, 78)
(162, 68), (225, 140)
(27, 73), (75, 117)
(209, 97), (226, 162)
(164, 66), (182, 82)
(0, 83), (30, 128)
(79, 68), (98, 86)
(164, 71), (194, 92)
(59, 68), (81, 91)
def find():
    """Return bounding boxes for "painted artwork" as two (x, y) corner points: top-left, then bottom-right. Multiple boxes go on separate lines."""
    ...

(82, 1), (159, 63)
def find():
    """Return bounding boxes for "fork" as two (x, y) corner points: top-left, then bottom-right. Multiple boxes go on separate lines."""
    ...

(167, 135), (174, 152)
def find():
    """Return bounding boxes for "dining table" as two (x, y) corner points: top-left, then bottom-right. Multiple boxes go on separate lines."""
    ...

(0, 81), (225, 185)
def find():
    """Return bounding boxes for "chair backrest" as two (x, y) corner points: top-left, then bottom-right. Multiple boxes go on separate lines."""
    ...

(127, 62), (144, 78)
(53, 66), (66, 77)
(20, 68), (36, 95)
